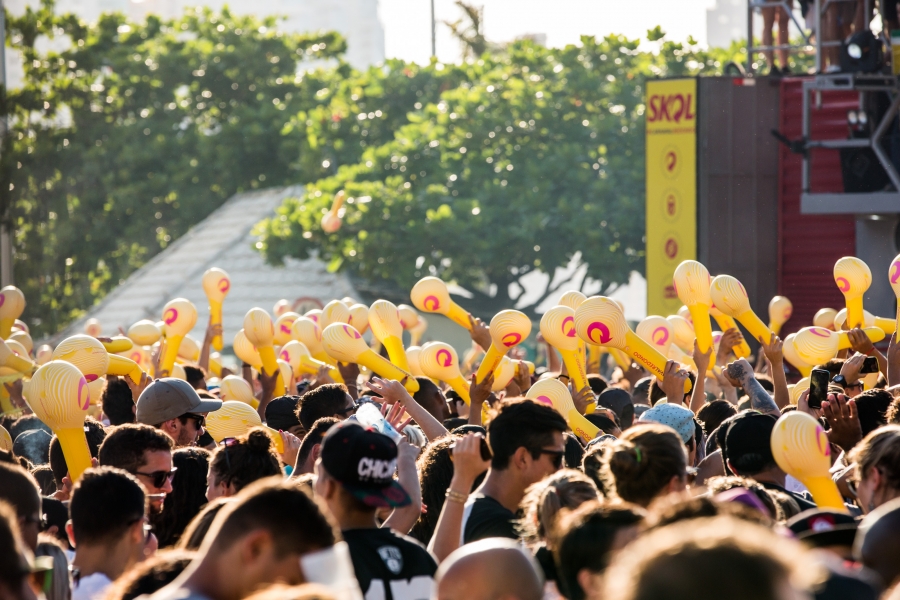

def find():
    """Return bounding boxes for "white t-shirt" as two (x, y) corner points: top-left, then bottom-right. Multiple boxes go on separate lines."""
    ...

(73, 573), (112, 600)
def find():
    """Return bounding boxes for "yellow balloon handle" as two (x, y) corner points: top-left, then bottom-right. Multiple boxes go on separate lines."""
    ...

(358, 350), (419, 393)
(846, 297), (865, 330)
(56, 427), (92, 483)
(257, 346), (286, 397)
(160, 334), (183, 375)
(688, 304), (713, 354)
(624, 332), (692, 393)
(560, 350), (588, 395)
(210, 300), (223, 351)
(802, 476), (848, 511)
(736, 310), (773, 344)
(710, 313), (751, 358)
(106, 354), (144, 384)
(475, 344), (505, 384)
(382, 336), (412, 374)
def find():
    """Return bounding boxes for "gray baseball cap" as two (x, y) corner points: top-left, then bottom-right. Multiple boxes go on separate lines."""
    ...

(136, 378), (222, 425)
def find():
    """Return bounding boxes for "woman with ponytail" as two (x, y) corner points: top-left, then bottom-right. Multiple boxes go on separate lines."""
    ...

(206, 429), (282, 502)
(601, 423), (688, 507)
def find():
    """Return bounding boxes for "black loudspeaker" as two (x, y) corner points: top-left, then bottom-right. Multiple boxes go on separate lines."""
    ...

(840, 147), (890, 192)
(840, 30), (883, 73)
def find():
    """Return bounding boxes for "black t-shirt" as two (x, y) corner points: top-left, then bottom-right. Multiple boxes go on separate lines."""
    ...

(759, 481), (819, 512)
(342, 527), (437, 600)
(462, 494), (518, 544)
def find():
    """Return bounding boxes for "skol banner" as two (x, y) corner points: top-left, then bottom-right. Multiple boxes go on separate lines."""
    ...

(646, 78), (698, 316)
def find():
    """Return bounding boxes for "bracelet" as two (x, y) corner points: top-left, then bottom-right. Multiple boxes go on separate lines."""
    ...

(445, 489), (468, 504)
(558, 374), (570, 380)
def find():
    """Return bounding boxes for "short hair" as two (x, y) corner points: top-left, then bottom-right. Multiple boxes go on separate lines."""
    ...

(49, 417), (107, 486)
(9, 415), (51, 440)
(601, 517), (821, 600)
(815, 359), (844, 380)
(486, 399), (568, 470)
(0, 500), (31, 594)
(205, 478), (337, 558)
(849, 425), (900, 494)
(854, 389), (892, 436)
(517, 469), (598, 545)
(722, 413), (778, 476)
(697, 400), (737, 437)
(182, 365), (207, 390)
(297, 417), (339, 467)
(705, 475), (782, 521)
(553, 501), (646, 600)
(104, 550), (195, 600)
(644, 495), (773, 530)
(70, 467), (146, 545)
(296, 384), (349, 430)
(209, 429), (282, 493)
(30, 465), (57, 496)
(581, 441), (614, 496)
(601, 424), (687, 506)
(585, 414), (619, 436)
(597, 388), (634, 429)
(102, 378), (136, 426)
(0, 462), (41, 519)
(564, 433), (585, 468)
(98, 424), (174, 474)
(176, 498), (235, 551)
(155, 447), (211, 548)
(587, 375), (609, 396)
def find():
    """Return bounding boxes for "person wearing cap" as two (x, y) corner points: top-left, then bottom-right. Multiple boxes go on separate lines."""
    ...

(315, 421), (438, 598)
(597, 388), (635, 430)
(640, 403), (698, 465)
(136, 378), (222, 448)
(264, 396), (305, 437)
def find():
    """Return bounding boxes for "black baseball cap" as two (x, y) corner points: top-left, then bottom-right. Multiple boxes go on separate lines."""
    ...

(723, 412), (778, 475)
(787, 508), (859, 548)
(319, 421), (411, 509)
(265, 395), (302, 431)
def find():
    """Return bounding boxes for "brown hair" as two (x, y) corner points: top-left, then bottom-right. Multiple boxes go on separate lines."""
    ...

(518, 469), (599, 545)
(177, 498), (235, 551)
(209, 429), (282, 493)
(601, 424), (687, 507)
(849, 425), (900, 494)
(98, 424), (173, 474)
(104, 549), (195, 600)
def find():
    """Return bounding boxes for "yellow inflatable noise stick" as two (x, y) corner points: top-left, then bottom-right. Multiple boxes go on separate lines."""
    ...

(369, 300), (413, 374)
(636, 316), (674, 357)
(205, 401), (283, 453)
(273, 299), (291, 318)
(405, 346), (426, 378)
(771, 411), (846, 511)
(783, 334), (812, 377)
(709, 275), (773, 345)
(100, 336), (133, 354)
(768, 296), (793, 335)
(0, 338), (35, 374)
(540, 306), (589, 399)
(398, 304), (420, 330)
(278, 340), (336, 379)
(575, 297), (691, 393)
(813, 308), (837, 330)
(410, 277), (473, 330)
(218, 375), (259, 409)
(409, 316), (428, 347)
(0, 286), (26, 340)
(128, 320), (162, 346)
(322, 323), (418, 393)
(202, 267), (230, 352)
(890, 253), (900, 332)
(673, 261), (713, 353)
(160, 299), (197, 376)
(708, 305), (752, 358)
(491, 356), (519, 392)
(10, 331), (33, 355)
(558, 291), (587, 310)
(792, 326), (884, 366)
(348, 304), (370, 335)
(304, 309), (323, 325)
(243, 308), (285, 397)
(27, 360), (92, 482)
(35, 345), (53, 366)
(788, 377), (810, 405)
(274, 312), (300, 347)
(666, 315), (696, 354)
(84, 319), (102, 337)
(291, 317), (344, 383)
(106, 354), (145, 385)
(320, 190), (346, 233)
(832, 307), (896, 335)
(474, 310), (532, 384)
(233, 329), (262, 369)
(419, 342), (470, 403)
(320, 300), (351, 330)
(0, 424), (11, 452)
(526, 379), (599, 444)
(833, 256), (871, 330)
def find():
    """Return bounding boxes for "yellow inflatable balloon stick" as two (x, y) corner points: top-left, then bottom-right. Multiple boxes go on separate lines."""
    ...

(405, 346), (426, 377)
(320, 300), (351, 330)
(673, 261), (713, 353)
(0, 286), (25, 340)
(813, 308), (837, 331)
(348, 304), (370, 336)
(771, 411), (846, 511)
(575, 297), (691, 393)
(274, 312), (300, 347)
(369, 300), (413, 374)
(242, 308), (285, 397)
(278, 340), (334, 379)
(322, 323), (418, 393)
(419, 342), (470, 403)
(27, 360), (92, 481)
(709, 275), (773, 344)
(0, 424), (10, 452)
(202, 267), (230, 352)
(540, 306), (588, 394)
(273, 299), (291, 318)
(233, 329), (262, 369)
(792, 326), (884, 366)
(783, 334), (812, 377)
(128, 320), (162, 346)
(526, 378), (599, 444)
(218, 375), (258, 408)
(10, 331), (33, 356)
(410, 277), (472, 330)
(768, 296), (793, 335)
(0, 337), (35, 374)
(834, 257), (871, 330)
(205, 401), (283, 453)
(473, 310), (532, 384)
(159, 299), (197, 375)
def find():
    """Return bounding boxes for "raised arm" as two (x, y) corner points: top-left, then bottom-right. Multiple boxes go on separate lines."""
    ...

(724, 358), (780, 417)
(690, 340), (713, 414)
(366, 377), (449, 441)
(760, 334), (789, 409)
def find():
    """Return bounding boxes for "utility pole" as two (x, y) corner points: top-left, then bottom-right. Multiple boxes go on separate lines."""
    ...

(0, 0), (12, 287)
(430, 0), (436, 58)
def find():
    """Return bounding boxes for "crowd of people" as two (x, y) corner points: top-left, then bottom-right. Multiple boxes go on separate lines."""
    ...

(2, 307), (900, 600)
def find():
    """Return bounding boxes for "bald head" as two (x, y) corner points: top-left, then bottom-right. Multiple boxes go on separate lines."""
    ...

(436, 539), (543, 600)
(855, 497), (900, 589)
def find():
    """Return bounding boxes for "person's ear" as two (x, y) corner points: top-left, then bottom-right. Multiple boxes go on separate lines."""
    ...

(576, 568), (596, 598)
(239, 530), (271, 564)
(311, 443), (322, 463)
(130, 520), (145, 545)
(65, 521), (76, 548)
(513, 446), (530, 471)
(161, 419), (178, 434)
(870, 466), (883, 492)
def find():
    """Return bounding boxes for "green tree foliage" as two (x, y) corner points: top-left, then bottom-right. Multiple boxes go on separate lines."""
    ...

(3, 3), (346, 336)
(256, 32), (745, 316)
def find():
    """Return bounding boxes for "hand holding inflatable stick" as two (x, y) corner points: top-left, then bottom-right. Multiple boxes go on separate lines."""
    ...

(419, 342), (470, 403)
(540, 306), (588, 395)
(526, 378), (599, 444)
(410, 277), (473, 330)
(201, 268), (230, 351)
(673, 261), (714, 353)
(159, 299), (197, 375)
(473, 310), (532, 384)
(834, 256), (871, 329)
(709, 275), (773, 345)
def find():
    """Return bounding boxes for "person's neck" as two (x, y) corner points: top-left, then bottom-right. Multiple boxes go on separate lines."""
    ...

(334, 506), (379, 531)
(296, 456), (315, 476)
(73, 543), (133, 582)
(180, 551), (243, 600)
(477, 468), (525, 513)
(748, 466), (786, 487)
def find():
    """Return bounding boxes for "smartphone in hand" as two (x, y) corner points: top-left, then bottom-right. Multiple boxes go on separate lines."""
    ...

(809, 368), (830, 410)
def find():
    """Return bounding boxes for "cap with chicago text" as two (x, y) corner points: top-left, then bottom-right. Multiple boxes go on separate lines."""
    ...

(319, 420), (411, 508)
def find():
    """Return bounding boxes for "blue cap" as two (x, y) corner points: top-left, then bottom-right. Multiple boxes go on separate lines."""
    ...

(639, 403), (695, 445)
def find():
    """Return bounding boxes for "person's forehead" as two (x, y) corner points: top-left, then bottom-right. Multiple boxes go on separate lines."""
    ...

(549, 430), (566, 450)
(142, 449), (172, 470)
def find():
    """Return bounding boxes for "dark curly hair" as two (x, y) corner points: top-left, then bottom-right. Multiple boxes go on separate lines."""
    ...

(208, 429), (281, 494)
(155, 447), (211, 548)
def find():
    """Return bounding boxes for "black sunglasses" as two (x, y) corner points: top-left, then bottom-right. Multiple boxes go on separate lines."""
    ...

(221, 437), (240, 470)
(336, 403), (359, 416)
(133, 468), (177, 488)
(184, 413), (206, 429)
(537, 448), (566, 470)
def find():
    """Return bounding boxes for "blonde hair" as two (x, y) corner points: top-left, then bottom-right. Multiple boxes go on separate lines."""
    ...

(518, 468), (599, 546)
(849, 425), (900, 493)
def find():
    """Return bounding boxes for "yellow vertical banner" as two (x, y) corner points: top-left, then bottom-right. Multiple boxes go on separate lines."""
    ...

(646, 78), (697, 316)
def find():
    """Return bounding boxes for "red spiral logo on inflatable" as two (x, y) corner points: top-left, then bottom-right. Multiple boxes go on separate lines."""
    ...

(810, 327), (830, 338)
(423, 295), (440, 311)
(892, 262), (900, 285)
(501, 333), (522, 347)
(84, 374), (99, 383)
(77, 377), (90, 410)
(436, 349), (453, 367)
(587, 321), (612, 344)
(218, 278), (230, 293)
(164, 308), (178, 325)
(280, 324), (292, 335)
(536, 395), (553, 406)
(279, 350), (289, 362)
(652, 326), (669, 346)
(836, 277), (850, 293)
(816, 426), (830, 457)
(0, 294), (6, 308)
(342, 325), (361, 340)
(562, 316), (576, 338)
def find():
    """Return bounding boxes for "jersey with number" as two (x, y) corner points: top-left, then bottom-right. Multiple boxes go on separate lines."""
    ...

(342, 527), (438, 600)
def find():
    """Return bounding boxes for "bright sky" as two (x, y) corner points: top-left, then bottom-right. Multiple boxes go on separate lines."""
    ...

(379, 0), (717, 64)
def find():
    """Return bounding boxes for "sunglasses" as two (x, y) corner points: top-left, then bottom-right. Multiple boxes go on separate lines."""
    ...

(336, 403), (359, 416)
(133, 467), (177, 488)
(221, 437), (240, 470)
(184, 413), (206, 429)
(537, 448), (566, 470)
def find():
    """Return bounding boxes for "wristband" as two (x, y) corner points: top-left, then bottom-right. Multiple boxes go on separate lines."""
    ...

(445, 489), (468, 504)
